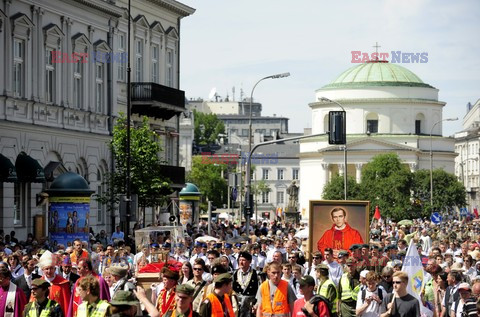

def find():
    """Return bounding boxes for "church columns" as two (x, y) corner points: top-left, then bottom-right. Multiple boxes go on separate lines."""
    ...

(321, 163), (330, 184)
(355, 163), (363, 183)
(409, 163), (418, 173)
(338, 163), (345, 176)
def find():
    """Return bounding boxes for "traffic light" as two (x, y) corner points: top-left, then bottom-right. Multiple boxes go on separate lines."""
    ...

(328, 111), (346, 145)
(244, 193), (254, 218)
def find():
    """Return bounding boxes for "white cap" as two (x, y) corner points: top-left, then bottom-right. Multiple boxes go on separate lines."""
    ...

(455, 257), (464, 264)
(360, 270), (369, 278)
(38, 250), (55, 268)
(454, 250), (462, 257)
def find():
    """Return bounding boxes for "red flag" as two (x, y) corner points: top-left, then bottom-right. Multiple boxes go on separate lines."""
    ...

(474, 207), (479, 218)
(374, 205), (381, 220)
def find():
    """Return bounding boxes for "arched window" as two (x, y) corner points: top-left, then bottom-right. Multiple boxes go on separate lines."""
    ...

(366, 113), (378, 133)
(323, 114), (329, 133)
(415, 113), (425, 134)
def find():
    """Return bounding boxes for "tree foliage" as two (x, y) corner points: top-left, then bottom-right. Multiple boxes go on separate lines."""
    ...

(321, 153), (466, 221)
(360, 153), (413, 220)
(187, 156), (227, 209)
(322, 174), (362, 200)
(411, 169), (466, 217)
(193, 110), (225, 145)
(97, 114), (171, 210)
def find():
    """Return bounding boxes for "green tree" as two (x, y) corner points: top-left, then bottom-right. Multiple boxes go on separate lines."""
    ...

(252, 179), (271, 201)
(411, 169), (466, 217)
(98, 114), (171, 214)
(322, 174), (362, 200)
(359, 153), (413, 221)
(187, 156), (227, 209)
(193, 110), (225, 145)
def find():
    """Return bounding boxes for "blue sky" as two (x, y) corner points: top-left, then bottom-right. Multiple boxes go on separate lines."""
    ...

(179, 0), (480, 136)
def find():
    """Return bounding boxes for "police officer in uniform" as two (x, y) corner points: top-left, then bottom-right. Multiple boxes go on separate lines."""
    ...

(337, 259), (361, 317)
(316, 264), (338, 317)
(349, 245), (367, 274)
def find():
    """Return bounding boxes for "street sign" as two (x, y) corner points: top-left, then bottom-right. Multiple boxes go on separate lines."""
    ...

(231, 187), (237, 201)
(460, 207), (468, 217)
(430, 212), (442, 224)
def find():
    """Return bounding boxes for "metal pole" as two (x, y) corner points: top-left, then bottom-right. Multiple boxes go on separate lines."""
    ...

(344, 145), (347, 200)
(430, 117), (458, 208)
(246, 72), (290, 235)
(319, 97), (347, 200)
(246, 133), (326, 234)
(207, 200), (212, 235)
(125, 0), (132, 242)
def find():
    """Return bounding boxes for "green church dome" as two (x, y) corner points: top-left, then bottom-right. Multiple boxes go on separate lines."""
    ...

(322, 61), (434, 89)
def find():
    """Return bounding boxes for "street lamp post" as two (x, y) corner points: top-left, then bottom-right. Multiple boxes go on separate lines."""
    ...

(319, 97), (348, 200)
(245, 133), (326, 234)
(430, 117), (458, 207)
(245, 72), (290, 235)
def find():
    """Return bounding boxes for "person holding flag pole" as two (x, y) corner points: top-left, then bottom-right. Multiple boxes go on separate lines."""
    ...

(381, 240), (432, 317)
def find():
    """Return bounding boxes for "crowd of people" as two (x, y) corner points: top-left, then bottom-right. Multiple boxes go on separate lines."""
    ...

(0, 216), (480, 317)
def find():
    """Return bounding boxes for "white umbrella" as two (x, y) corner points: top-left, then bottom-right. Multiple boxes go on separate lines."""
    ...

(294, 228), (309, 239)
(195, 235), (219, 243)
(218, 212), (230, 219)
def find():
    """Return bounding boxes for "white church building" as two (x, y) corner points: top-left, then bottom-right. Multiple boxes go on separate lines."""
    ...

(299, 61), (456, 219)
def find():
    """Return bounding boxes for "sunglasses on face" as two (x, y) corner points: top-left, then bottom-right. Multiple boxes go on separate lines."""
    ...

(193, 268), (203, 271)
(393, 281), (403, 284)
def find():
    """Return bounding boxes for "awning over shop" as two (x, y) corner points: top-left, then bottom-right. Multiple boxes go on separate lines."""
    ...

(15, 152), (46, 183)
(0, 153), (17, 182)
(44, 161), (67, 182)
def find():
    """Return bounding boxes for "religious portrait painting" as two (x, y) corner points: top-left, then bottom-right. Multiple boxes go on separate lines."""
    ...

(309, 200), (369, 257)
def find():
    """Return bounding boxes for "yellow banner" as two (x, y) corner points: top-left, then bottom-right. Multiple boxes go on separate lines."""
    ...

(49, 197), (91, 203)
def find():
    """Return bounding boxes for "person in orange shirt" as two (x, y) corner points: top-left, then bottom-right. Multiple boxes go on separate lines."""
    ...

(199, 273), (235, 317)
(317, 207), (364, 256)
(256, 262), (297, 317)
(70, 239), (89, 266)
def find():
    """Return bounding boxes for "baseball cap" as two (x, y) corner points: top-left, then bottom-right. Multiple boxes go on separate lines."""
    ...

(299, 275), (315, 287)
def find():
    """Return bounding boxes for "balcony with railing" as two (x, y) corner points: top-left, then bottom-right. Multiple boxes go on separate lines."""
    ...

(131, 83), (185, 120)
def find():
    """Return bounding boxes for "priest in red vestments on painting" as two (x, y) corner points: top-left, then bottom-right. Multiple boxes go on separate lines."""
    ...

(317, 206), (364, 254)
(0, 266), (27, 317)
(67, 258), (110, 317)
(36, 250), (72, 317)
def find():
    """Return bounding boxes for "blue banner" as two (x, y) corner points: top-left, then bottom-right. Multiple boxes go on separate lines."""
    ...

(49, 197), (90, 248)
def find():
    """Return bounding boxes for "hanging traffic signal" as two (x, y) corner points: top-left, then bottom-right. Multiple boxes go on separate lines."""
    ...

(328, 111), (346, 145)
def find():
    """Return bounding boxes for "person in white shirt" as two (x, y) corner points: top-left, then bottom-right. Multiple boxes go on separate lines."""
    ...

(189, 242), (207, 266)
(266, 239), (285, 263)
(323, 247), (343, 286)
(305, 251), (323, 285)
(8, 254), (24, 279)
(356, 271), (387, 317)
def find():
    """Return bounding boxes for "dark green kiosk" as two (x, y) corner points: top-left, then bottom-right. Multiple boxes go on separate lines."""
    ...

(45, 172), (94, 248)
(178, 183), (201, 227)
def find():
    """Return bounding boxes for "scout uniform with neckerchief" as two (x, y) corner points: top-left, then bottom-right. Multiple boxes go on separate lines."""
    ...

(23, 279), (63, 317)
